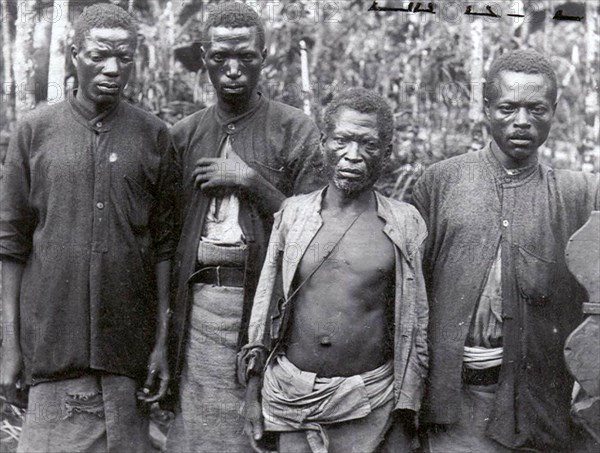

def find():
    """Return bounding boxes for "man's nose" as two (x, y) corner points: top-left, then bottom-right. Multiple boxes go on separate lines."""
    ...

(102, 57), (120, 76)
(225, 59), (241, 79)
(343, 142), (363, 162)
(514, 107), (531, 128)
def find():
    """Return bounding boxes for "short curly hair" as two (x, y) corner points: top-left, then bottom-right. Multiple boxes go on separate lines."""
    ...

(323, 88), (394, 152)
(202, 2), (265, 49)
(73, 3), (137, 50)
(484, 49), (557, 103)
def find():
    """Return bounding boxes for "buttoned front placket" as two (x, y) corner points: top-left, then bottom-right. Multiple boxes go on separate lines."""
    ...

(497, 169), (536, 444)
(87, 112), (114, 369)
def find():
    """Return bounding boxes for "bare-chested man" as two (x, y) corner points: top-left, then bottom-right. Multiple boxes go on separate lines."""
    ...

(238, 88), (429, 453)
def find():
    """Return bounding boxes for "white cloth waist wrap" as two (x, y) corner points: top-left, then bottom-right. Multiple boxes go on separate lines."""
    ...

(463, 346), (503, 370)
(261, 354), (394, 453)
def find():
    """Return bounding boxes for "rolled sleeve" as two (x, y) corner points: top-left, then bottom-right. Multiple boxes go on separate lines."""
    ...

(0, 122), (35, 263)
(150, 127), (181, 263)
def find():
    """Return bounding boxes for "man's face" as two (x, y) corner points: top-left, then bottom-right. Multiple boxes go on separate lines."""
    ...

(484, 71), (556, 167)
(203, 26), (265, 107)
(322, 108), (387, 196)
(71, 27), (135, 108)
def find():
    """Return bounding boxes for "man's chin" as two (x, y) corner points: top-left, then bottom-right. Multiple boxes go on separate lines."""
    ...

(333, 177), (371, 196)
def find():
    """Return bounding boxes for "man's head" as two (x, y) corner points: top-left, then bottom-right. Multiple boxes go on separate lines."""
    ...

(201, 2), (267, 109)
(321, 88), (394, 196)
(71, 3), (137, 109)
(484, 50), (558, 168)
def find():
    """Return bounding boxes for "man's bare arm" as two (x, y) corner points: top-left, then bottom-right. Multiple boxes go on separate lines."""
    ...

(138, 259), (171, 402)
(244, 374), (268, 453)
(0, 260), (25, 396)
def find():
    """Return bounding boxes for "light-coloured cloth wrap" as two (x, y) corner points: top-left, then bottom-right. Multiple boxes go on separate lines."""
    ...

(261, 355), (394, 453)
(166, 244), (250, 453)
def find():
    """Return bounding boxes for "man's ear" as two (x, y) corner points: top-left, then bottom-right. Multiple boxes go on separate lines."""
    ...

(261, 47), (267, 68)
(483, 97), (491, 121)
(70, 44), (79, 68)
(319, 132), (327, 154)
(200, 45), (207, 66)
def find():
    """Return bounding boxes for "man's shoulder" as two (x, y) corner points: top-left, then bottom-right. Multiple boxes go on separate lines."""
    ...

(264, 99), (315, 127)
(170, 106), (212, 137)
(281, 189), (323, 211)
(551, 167), (599, 197)
(120, 101), (168, 131)
(376, 192), (424, 224)
(17, 101), (69, 128)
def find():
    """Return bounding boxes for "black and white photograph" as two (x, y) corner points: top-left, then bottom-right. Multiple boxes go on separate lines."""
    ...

(0, 1), (599, 452)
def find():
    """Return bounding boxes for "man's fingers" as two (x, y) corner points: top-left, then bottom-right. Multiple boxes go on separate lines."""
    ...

(147, 375), (169, 403)
(253, 421), (264, 440)
(249, 436), (266, 453)
(142, 369), (156, 394)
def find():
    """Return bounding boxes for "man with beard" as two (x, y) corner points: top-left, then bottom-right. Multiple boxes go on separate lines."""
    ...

(238, 88), (429, 453)
(166, 3), (325, 452)
(0, 4), (176, 451)
(413, 50), (599, 452)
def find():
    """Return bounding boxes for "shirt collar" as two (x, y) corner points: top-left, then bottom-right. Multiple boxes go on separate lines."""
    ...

(68, 90), (120, 132)
(214, 93), (265, 134)
(483, 142), (538, 183)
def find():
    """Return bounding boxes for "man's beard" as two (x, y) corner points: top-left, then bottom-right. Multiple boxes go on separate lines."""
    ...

(332, 173), (372, 196)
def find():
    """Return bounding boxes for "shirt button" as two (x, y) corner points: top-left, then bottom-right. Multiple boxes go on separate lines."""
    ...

(96, 202), (105, 209)
(96, 122), (102, 128)
(502, 219), (509, 227)
(227, 123), (235, 130)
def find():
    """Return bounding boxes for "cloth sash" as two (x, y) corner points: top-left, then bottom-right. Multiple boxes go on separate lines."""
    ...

(463, 346), (503, 370)
(261, 355), (394, 453)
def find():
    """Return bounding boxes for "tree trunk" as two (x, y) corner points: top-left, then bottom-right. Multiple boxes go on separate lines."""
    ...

(468, 18), (484, 128)
(586, 1), (599, 145)
(14, 0), (38, 119)
(47, 0), (69, 104)
(2, 0), (16, 124)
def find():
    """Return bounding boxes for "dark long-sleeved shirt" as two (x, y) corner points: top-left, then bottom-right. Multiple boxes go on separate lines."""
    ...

(0, 97), (178, 385)
(413, 145), (599, 450)
(167, 96), (326, 407)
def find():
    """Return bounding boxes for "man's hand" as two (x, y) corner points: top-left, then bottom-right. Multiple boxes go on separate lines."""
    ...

(0, 347), (23, 402)
(137, 344), (169, 403)
(193, 155), (257, 192)
(243, 376), (270, 453)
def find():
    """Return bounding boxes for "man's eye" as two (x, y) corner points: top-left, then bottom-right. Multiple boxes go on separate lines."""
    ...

(531, 106), (547, 115)
(241, 54), (255, 61)
(365, 142), (379, 151)
(333, 137), (347, 146)
(499, 105), (515, 113)
(120, 56), (133, 64)
(91, 55), (104, 63)
(212, 54), (225, 62)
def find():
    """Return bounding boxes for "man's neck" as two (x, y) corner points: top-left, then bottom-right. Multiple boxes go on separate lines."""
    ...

(323, 184), (375, 213)
(75, 91), (117, 118)
(217, 91), (260, 119)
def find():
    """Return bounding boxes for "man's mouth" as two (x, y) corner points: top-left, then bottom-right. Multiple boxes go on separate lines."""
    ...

(508, 135), (533, 147)
(97, 82), (120, 94)
(337, 168), (363, 178)
(222, 85), (246, 94)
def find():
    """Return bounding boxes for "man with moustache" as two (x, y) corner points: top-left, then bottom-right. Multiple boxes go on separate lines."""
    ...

(413, 50), (599, 452)
(239, 88), (429, 453)
(0, 4), (176, 452)
(166, 3), (324, 452)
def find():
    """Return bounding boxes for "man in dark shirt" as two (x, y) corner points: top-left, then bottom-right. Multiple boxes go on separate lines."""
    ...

(166, 3), (325, 452)
(0, 4), (176, 452)
(413, 50), (599, 452)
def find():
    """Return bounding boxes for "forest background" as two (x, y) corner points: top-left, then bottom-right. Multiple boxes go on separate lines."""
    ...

(0, 0), (599, 450)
